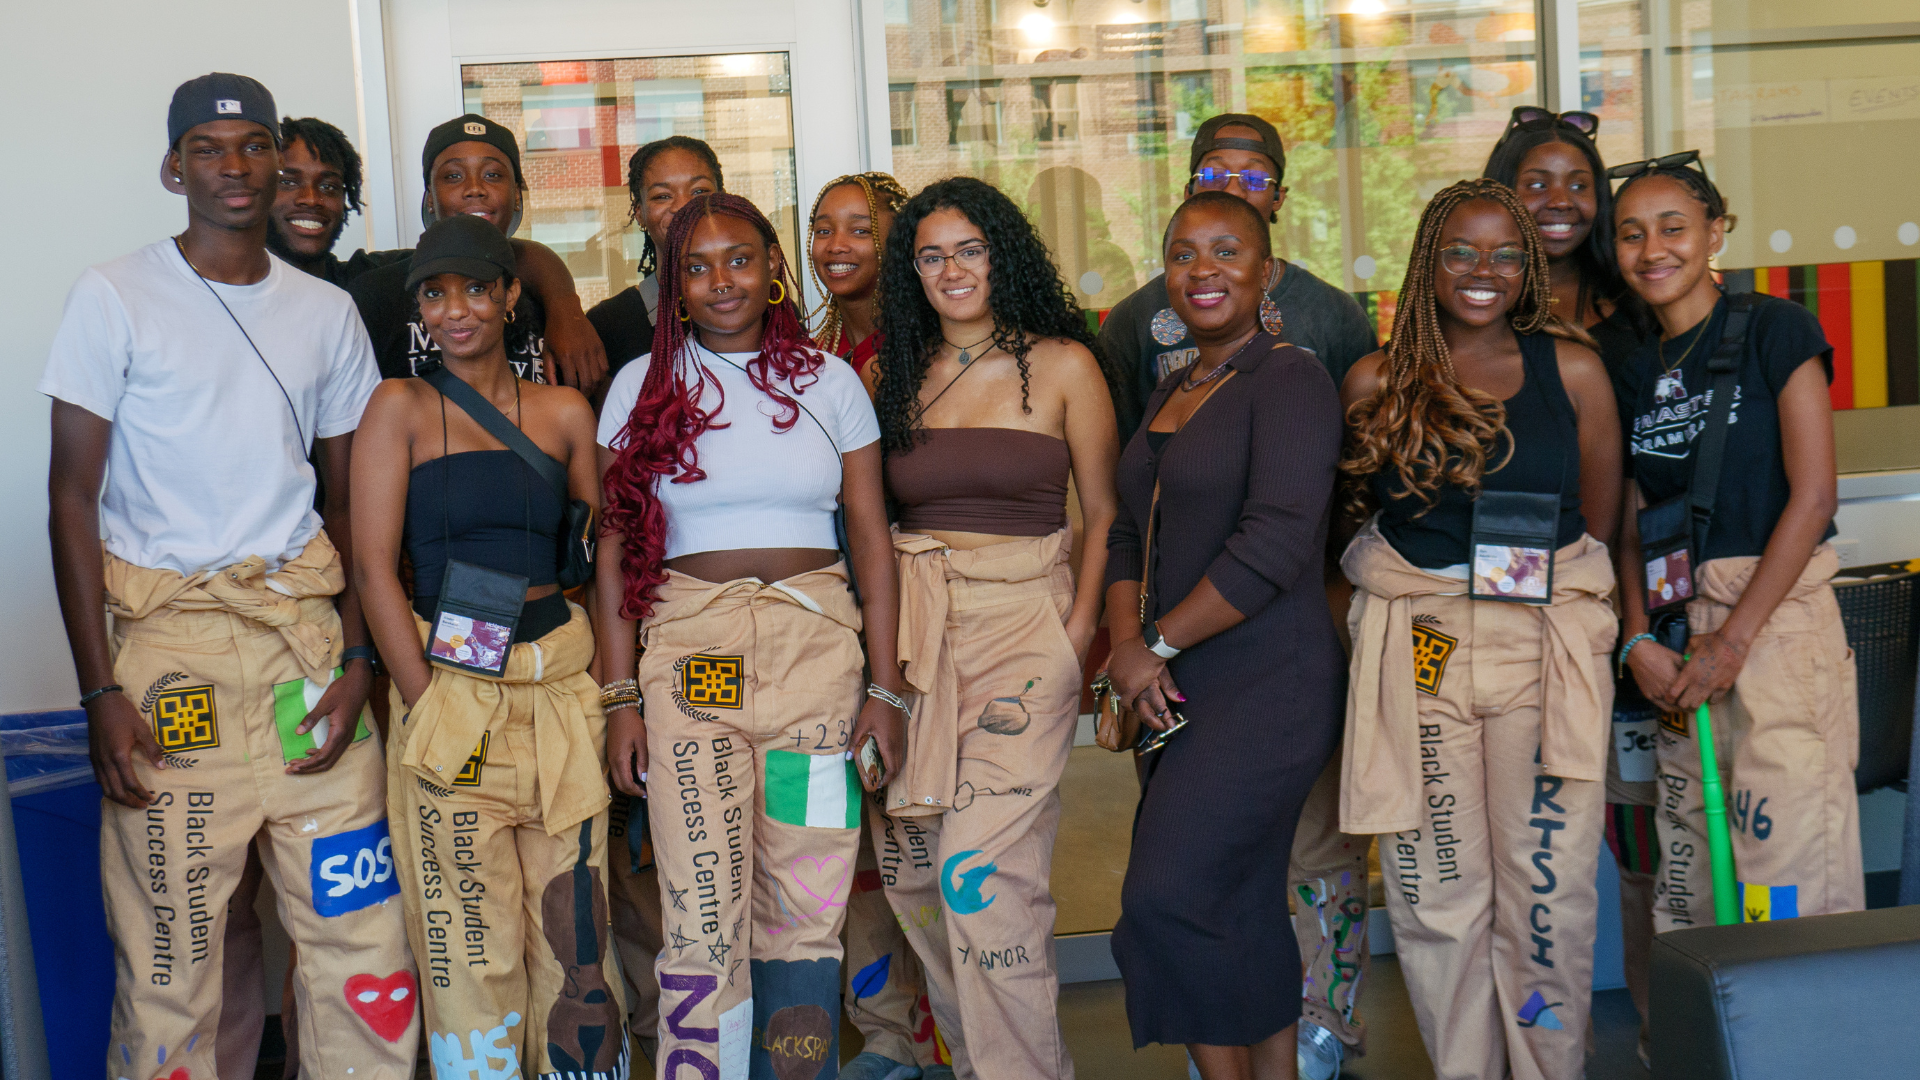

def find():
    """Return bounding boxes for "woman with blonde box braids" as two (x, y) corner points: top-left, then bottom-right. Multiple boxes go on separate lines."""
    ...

(809, 172), (911, 377)
(1337, 178), (1621, 1080)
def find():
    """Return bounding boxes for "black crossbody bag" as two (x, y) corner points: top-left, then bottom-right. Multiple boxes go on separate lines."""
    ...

(1636, 293), (1756, 648)
(421, 364), (596, 590)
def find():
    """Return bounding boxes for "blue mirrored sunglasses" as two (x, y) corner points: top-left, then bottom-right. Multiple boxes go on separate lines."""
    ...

(1192, 167), (1279, 193)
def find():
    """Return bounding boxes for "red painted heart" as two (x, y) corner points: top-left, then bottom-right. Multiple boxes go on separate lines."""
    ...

(153, 1069), (190, 1080)
(344, 970), (417, 1042)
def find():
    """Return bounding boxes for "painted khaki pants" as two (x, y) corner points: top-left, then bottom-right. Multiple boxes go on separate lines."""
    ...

(101, 601), (417, 1079)
(1288, 745), (1372, 1052)
(842, 824), (936, 1067)
(638, 566), (866, 1080)
(609, 791), (666, 1062)
(387, 608), (627, 1080)
(1652, 549), (1863, 932)
(879, 534), (1081, 1080)
(1379, 594), (1610, 1080)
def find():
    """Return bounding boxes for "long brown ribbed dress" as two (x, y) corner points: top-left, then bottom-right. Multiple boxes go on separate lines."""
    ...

(1105, 331), (1347, 1047)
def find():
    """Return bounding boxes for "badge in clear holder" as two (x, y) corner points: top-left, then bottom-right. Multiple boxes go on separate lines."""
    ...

(1468, 491), (1559, 605)
(1636, 494), (1695, 615)
(427, 560), (527, 678)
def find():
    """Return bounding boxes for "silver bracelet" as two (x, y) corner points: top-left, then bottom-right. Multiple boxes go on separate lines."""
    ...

(867, 684), (910, 715)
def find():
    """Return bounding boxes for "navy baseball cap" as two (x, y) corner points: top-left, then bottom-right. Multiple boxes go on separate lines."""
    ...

(407, 214), (518, 292)
(168, 73), (279, 147)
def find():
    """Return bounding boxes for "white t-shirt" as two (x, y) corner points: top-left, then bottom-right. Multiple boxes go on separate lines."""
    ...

(597, 343), (880, 558)
(38, 241), (381, 575)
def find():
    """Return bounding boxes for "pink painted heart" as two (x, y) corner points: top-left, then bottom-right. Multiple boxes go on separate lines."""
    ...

(789, 854), (851, 917)
(344, 970), (417, 1042)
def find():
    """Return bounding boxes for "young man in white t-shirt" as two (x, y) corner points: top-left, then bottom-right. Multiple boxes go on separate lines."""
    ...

(41, 74), (418, 1079)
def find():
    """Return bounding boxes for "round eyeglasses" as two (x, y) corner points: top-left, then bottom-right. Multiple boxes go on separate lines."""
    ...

(1440, 245), (1528, 277)
(914, 244), (990, 277)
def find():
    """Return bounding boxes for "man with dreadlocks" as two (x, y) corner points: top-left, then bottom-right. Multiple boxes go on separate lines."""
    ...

(1337, 178), (1621, 1080)
(586, 136), (726, 384)
(265, 116), (411, 288)
(594, 192), (905, 1080)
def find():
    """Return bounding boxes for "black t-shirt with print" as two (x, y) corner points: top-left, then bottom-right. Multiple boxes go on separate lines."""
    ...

(348, 257), (548, 383)
(1618, 293), (1832, 561)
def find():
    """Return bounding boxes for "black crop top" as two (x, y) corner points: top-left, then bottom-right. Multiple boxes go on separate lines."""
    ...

(405, 450), (568, 642)
(1370, 330), (1586, 570)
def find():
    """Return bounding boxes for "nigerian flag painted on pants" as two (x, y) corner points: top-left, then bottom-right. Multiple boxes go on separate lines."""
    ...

(764, 749), (860, 828)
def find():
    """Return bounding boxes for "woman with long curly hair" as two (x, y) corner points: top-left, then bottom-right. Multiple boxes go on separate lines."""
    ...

(808, 172), (910, 375)
(866, 176), (1119, 1079)
(591, 192), (904, 1078)
(1337, 178), (1621, 1080)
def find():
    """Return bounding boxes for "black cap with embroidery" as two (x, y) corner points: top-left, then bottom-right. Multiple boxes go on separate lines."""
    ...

(406, 213), (518, 292)
(421, 114), (525, 187)
(167, 73), (279, 147)
(1187, 113), (1287, 182)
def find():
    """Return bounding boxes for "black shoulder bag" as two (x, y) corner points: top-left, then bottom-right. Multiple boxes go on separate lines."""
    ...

(421, 364), (597, 590)
(1636, 293), (1756, 648)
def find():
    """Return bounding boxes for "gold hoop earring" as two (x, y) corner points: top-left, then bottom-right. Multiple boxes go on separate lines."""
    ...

(506, 308), (516, 324)
(677, 298), (690, 323)
(769, 279), (787, 306)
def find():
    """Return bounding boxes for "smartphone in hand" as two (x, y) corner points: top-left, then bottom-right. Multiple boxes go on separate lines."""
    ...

(857, 734), (884, 791)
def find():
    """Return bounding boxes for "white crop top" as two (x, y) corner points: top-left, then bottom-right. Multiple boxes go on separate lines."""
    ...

(597, 343), (880, 559)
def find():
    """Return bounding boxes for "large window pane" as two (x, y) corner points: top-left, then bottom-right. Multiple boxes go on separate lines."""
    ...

(883, 0), (1540, 323)
(461, 53), (800, 309)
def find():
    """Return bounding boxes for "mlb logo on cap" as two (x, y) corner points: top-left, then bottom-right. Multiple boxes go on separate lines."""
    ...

(464, 121), (486, 135)
(217, 99), (243, 114)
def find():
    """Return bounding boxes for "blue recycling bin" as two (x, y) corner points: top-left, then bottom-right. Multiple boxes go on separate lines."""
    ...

(6, 710), (113, 1080)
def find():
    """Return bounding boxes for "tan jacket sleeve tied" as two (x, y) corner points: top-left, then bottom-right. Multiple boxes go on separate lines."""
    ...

(401, 602), (609, 836)
(103, 531), (346, 684)
(1340, 519), (1617, 834)
(888, 526), (1073, 817)
(641, 563), (864, 639)
(1695, 543), (1840, 624)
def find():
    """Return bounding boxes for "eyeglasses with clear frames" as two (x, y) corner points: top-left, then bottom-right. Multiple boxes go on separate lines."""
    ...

(1440, 245), (1528, 277)
(914, 244), (990, 277)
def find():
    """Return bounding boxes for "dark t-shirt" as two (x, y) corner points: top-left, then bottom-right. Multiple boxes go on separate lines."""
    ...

(348, 257), (548, 382)
(585, 278), (655, 384)
(309, 248), (411, 290)
(1619, 293), (1833, 561)
(1097, 259), (1378, 437)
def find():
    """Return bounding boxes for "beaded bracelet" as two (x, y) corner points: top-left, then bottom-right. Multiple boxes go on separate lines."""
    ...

(600, 678), (641, 712)
(1617, 632), (1657, 678)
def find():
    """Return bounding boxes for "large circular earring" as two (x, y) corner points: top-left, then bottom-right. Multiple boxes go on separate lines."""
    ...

(506, 308), (517, 324)
(1259, 294), (1285, 336)
(677, 298), (691, 323)
(769, 279), (787, 306)
(1150, 308), (1188, 347)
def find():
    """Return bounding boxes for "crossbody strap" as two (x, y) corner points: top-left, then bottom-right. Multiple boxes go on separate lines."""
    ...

(1141, 367), (1238, 627)
(1686, 293), (1756, 553)
(420, 364), (570, 500)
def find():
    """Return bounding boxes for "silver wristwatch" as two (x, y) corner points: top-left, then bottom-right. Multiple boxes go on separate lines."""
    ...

(1143, 621), (1182, 660)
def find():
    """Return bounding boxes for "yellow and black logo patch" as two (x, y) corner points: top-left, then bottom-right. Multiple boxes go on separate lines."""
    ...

(1659, 710), (1688, 738)
(452, 733), (490, 787)
(152, 684), (219, 752)
(1410, 625), (1457, 696)
(680, 654), (744, 709)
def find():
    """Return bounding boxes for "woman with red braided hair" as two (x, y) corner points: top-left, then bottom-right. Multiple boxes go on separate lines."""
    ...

(592, 192), (905, 1079)
(808, 172), (911, 376)
(1337, 178), (1621, 1080)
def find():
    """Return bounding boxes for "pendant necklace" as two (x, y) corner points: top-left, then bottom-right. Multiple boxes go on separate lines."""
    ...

(945, 331), (996, 365)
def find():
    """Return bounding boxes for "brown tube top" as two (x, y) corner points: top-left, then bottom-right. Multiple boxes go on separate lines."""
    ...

(887, 427), (1070, 536)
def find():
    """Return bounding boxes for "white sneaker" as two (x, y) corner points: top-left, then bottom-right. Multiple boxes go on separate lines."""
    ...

(1298, 1020), (1344, 1080)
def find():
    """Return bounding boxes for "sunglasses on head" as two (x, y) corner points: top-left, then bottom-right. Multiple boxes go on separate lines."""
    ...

(1191, 167), (1281, 193)
(1500, 106), (1601, 142)
(1606, 149), (1704, 183)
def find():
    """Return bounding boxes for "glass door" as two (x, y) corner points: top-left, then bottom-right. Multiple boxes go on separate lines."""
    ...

(460, 53), (802, 310)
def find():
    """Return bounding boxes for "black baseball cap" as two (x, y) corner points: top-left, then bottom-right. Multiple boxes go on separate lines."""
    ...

(406, 214), (518, 291)
(421, 114), (524, 187)
(168, 73), (279, 147)
(1188, 113), (1286, 182)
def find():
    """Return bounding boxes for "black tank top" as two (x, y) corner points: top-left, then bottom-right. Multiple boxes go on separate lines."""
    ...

(405, 450), (569, 642)
(1371, 331), (1585, 570)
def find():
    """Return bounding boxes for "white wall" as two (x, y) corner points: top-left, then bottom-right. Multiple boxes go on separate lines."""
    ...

(0, 1), (363, 713)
